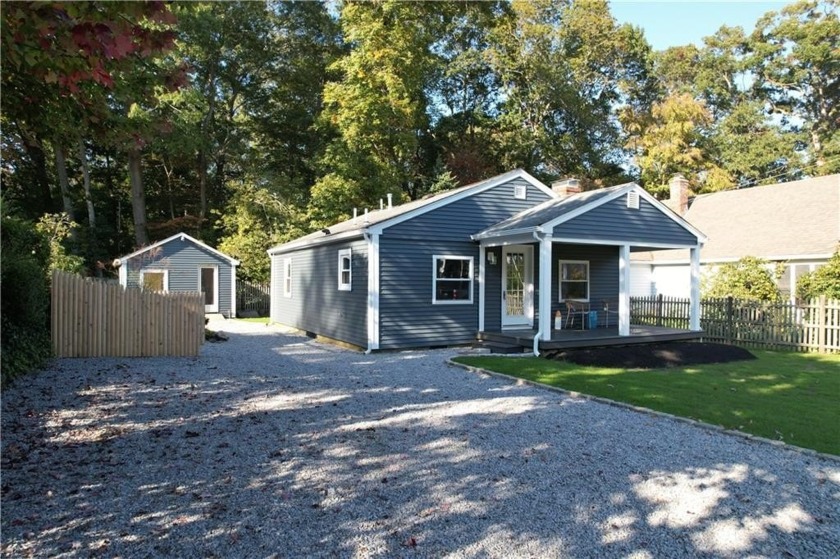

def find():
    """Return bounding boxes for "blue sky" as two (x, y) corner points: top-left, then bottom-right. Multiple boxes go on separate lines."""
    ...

(610, 1), (790, 51)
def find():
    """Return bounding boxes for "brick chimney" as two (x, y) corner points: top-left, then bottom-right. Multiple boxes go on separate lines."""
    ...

(667, 174), (690, 215)
(552, 178), (582, 198)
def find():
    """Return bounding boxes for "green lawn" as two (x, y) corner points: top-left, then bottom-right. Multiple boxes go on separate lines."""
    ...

(453, 351), (840, 456)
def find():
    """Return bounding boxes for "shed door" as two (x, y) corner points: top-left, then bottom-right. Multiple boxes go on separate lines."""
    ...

(201, 266), (219, 313)
(502, 245), (533, 328)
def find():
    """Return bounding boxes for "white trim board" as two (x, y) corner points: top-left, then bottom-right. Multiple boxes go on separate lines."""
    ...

(117, 232), (240, 266)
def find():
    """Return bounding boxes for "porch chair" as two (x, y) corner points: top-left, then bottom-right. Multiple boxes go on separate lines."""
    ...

(564, 300), (589, 330)
(602, 299), (620, 328)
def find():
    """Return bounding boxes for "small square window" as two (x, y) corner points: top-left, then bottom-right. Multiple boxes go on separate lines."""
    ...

(140, 269), (168, 292)
(338, 248), (352, 291)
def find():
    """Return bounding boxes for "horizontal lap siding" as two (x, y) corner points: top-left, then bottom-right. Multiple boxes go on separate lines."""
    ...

(126, 238), (234, 316)
(271, 240), (368, 348)
(553, 197), (698, 246)
(380, 240), (478, 349)
(484, 247), (503, 332)
(381, 178), (551, 348)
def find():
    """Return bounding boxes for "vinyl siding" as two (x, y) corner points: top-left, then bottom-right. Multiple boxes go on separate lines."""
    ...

(269, 239), (369, 348)
(125, 238), (235, 316)
(552, 244), (619, 328)
(483, 247), (503, 332)
(552, 196), (698, 246)
(379, 178), (552, 348)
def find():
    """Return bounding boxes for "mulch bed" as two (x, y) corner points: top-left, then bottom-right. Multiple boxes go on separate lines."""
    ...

(544, 342), (756, 369)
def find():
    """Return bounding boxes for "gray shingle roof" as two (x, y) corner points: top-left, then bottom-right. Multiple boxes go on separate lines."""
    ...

(474, 183), (633, 238)
(646, 174), (840, 262)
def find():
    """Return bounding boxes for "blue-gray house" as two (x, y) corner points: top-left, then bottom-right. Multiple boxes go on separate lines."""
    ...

(268, 170), (706, 353)
(116, 232), (240, 317)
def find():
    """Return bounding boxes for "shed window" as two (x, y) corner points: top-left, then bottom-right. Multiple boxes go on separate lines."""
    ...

(338, 249), (352, 291)
(140, 269), (168, 292)
(433, 255), (473, 304)
(283, 258), (292, 298)
(558, 260), (589, 301)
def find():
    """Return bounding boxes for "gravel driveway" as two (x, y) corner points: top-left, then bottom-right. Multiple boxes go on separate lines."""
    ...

(2, 320), (838, 558)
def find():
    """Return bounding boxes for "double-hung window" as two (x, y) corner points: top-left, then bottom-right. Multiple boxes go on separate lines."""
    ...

(558, 260), (589, 301)
(283, 258), (293, 298)
(433, 255), (473, 304)
(338, 249), (352, 291)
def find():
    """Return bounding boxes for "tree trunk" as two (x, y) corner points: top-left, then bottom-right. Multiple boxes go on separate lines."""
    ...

(127, 147), (149, 247)
(53, 142), (76, 222)
(78, 139), (96, 229)
(18, 126), (54, 214)
(198, 150), (207, 220)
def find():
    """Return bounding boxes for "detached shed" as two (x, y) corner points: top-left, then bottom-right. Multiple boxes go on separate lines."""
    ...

(115, 232), (240, 317)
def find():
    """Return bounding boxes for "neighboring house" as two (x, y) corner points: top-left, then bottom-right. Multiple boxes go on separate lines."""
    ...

(115, 232), (240, 317)
(631, 174), (840, 301)
(268, 169), (706, 352)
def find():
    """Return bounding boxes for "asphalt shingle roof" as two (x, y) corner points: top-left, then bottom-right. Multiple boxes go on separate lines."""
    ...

(648, 174), (840, 262)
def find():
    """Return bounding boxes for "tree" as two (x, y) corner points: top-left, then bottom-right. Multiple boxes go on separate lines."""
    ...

(703, 256), (782, 302)
(750, 0), (840, 173)
(797, 247), (840, 300)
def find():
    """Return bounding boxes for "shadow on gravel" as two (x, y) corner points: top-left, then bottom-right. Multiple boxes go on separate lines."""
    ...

(2, 328), (837, 558)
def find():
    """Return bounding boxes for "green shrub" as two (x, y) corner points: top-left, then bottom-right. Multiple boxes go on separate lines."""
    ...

(797, 247), (840, 301)
(702, 256), (781, 302)
(1, 217), (52, 385)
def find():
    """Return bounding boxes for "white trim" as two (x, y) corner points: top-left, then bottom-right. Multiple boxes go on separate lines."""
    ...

(338, 248), (352, 291)
(370, 170), (554, 235)
(626, 190), (640, 209)
(366, 232), (380, 351)
(633, 186), (708, 242)
(140, 269), (169, 292)
(200, 265), (219, 313)
(550, 237), (701, 249)
(513, 184), (527, 200)
(283, 257), (293, 298)
(539, 236), (552, 342)
(432, 254), (474, 305)
(690, 247), (701, 331)
(118, 263), (128, 287)
(117, 232), (239, 266)
(478, 245), (486, 331)
(558, 259), (590, 302)
(478, 233), (543, 248)
(230, 265), (237, 318)
(268, 230), (363, 255)
(501, 245), (534, 327)
(619, 245), (631, 336)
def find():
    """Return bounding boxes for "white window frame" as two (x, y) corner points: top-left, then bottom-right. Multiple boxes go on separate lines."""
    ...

(338, 248), (352, 291)
(140, 269), (169, 292)
(283, 257), (293, 298)
(558, 260), (589, 302)
(432, 255), (474, 305)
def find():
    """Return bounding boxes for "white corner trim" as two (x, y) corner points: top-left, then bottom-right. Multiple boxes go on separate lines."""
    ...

(118, 262), (128, 287)
(230, 265), (237, 318)
(478, 245), (486, 332)
(366, 232), (380, 352)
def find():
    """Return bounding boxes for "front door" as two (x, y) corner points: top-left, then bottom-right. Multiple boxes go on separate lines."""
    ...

(201, 266), (219, 313)
(502, 245), (533, 328)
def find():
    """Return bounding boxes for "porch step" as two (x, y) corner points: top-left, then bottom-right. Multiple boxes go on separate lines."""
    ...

(472, 341), (526, 354)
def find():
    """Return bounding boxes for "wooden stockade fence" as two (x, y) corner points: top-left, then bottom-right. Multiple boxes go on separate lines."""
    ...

(52, 270), (205, 358)
(236, 280), (270, 317)
(630, 294), (840, 353)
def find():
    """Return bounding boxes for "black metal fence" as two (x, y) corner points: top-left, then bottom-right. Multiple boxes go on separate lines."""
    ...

(237, 280), (270, 317)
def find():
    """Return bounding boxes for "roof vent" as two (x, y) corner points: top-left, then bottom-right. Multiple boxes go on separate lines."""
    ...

(627, 190), (640, 209)
(513, 184), (527, 200)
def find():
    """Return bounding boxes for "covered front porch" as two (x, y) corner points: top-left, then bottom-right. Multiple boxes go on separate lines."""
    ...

(472, 182), (707, 355)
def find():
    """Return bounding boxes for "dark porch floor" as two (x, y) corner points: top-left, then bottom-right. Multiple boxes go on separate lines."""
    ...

(477, 325), (702, 351)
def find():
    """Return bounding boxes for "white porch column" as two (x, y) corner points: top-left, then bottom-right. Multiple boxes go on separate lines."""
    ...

(539, 236), (553, 341)
(478, 245), (486, 332)
(618, 244), (631, 336)
(690, 245), (701, 331)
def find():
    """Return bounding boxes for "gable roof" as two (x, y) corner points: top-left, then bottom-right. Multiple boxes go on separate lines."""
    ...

(268, 169), (555, 254)
(473, 182), (706, 244)
(643, 174), (839, 263)
(115, 232), (240, 266)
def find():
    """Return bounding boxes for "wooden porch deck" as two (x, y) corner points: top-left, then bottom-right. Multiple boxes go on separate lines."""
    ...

(477, 325), (702, 351)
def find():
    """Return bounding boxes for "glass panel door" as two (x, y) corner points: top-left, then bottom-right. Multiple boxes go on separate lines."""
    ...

(502, 246), (533, 327)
